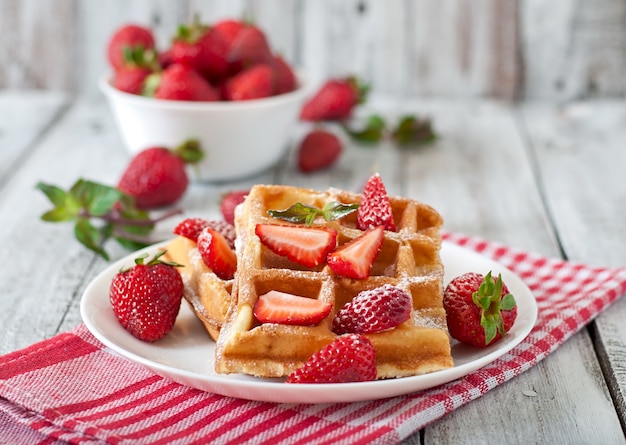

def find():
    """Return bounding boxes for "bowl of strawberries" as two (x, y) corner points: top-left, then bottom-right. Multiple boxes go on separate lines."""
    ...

(101, 18), (310, 182)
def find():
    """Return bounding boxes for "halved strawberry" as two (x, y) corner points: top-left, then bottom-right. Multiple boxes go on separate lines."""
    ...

(197, 227), (237, 280)
(286, 334), (377, 384)
(255, 224), (337, 268)
(253, 290), (332, 326)
(357, 173), (396, 232)
(327, 226), (384, 279)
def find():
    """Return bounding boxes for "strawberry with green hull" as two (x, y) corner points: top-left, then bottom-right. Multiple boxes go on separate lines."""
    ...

(286, 334), (377, 383)
(300, 77), (367, 122)
(170, 19), (229, 82)
(443, 271), (518, 348)
(117, 139), (203, 209)
(107, 24), (155, 70)
(109, 251), (184, 342)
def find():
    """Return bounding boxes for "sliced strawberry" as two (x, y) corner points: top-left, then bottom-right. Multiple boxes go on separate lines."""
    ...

(255, 224), (337, 268)
(197, 227), (237, 280)
(332, 284), (412, 334)
(357, 173), (396, 232)
(286, 334), (377, 383)
(173, 218), (236, 248)
(253, 290), (332, 326)
(327, 226), (384, 279)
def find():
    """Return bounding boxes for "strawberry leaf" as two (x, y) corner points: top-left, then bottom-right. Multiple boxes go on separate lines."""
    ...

(268, 201), (358, 225)
(341, 115), (386, 143)
(392, 115), (437, 146)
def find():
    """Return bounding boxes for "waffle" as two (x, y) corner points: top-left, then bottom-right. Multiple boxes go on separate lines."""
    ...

(163, 236), (233, 341)
(214, 184), (453, 379)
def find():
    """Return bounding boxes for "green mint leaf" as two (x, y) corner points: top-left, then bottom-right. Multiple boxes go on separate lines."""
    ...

(267, 202), (322, 224)
(342, 115), (386, 143)
(36, 182), (67, 207)
(40, 208), (76, 222)
(322, 201), (359, 221)
(70, 179), (123, 217)
(74, 217), (109, 260)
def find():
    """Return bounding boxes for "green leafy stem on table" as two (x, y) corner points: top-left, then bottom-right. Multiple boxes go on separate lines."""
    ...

(36, 179), (181, 260)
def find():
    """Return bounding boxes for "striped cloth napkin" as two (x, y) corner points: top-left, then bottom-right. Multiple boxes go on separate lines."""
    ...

(2, 232), (626, 445)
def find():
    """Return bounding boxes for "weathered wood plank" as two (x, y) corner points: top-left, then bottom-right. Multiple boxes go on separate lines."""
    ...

(520, 100), (626, 426)
(390, 99), (623, 443)
(0, 91), (67, 183)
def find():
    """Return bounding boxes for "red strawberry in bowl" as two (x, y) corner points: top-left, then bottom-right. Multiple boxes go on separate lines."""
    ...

(286, 334), (377, 383)
(224, 64), (276, 101)
(147, 63), (220, 101)
(170, 20), (229, 82)
(443, 271), (518, 348)
(109, 251), (183, 342)
(107, 24), (155, 71)
(117, 139), (203, 209)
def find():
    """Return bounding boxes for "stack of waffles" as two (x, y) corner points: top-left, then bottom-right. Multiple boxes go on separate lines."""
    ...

(165, 182), (453, 379)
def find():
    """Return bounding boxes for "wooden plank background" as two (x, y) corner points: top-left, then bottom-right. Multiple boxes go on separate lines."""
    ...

(0, 0), (624, 101)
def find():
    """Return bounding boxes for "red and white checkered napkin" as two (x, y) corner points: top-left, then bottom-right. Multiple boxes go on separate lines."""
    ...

(2, 233), (626, 445)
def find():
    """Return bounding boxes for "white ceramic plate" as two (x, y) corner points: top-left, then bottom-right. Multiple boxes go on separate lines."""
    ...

(80, 241), (537, 404)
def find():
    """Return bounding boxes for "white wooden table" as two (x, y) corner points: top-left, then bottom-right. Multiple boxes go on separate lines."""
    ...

(1, 91), (625, 444)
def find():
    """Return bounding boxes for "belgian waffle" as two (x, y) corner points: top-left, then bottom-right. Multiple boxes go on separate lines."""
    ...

(214, 184), (453, 379)
(163, 236), (233, 341)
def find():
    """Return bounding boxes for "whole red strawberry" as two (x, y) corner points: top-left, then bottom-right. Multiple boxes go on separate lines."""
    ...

(297, 129), (342, 173)
(149, 63), (220, 101)
(112, 65), (153, 94)
(107, 24), (155, 70)
(170, 21), (229, 81)
(213, 19), (246, 50)
(357, 173), (396, 232)
(224, 64), (275, 101)
(272, 55), (297, 95)
(226, 23), (273, 74)
(118, 140), (203, 209)
(300, 77), (367, 122)
(333, 284), (412, 334)
(443, 271), (517, 348)
(220, 190), (249, 225)
(286, 334), (377, 383)
(109, 251), (184, 342)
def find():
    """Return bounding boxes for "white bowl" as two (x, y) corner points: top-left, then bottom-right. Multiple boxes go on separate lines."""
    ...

(100, 71), (309, 182)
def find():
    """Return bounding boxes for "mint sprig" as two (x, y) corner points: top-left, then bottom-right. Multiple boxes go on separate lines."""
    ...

(37, 179), (182, 260)
(267, 201), (359, 225)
